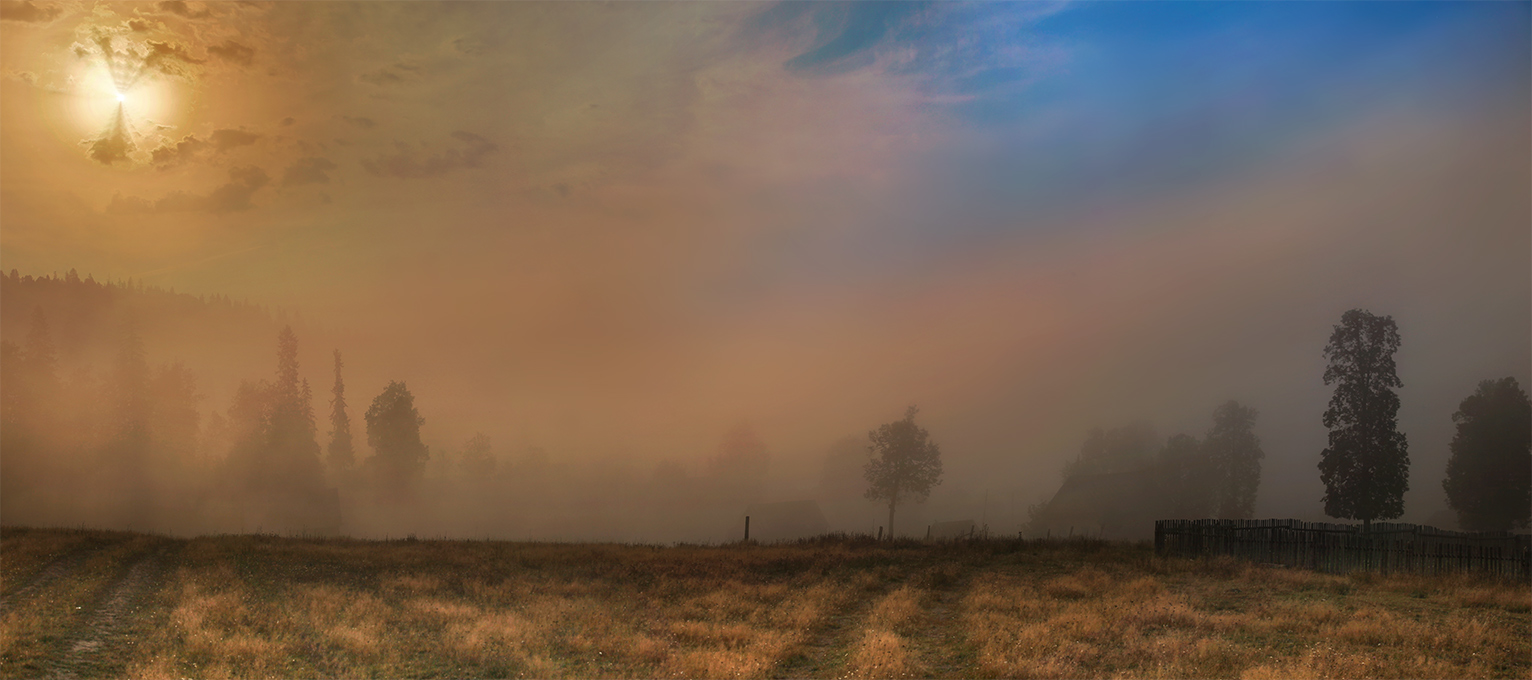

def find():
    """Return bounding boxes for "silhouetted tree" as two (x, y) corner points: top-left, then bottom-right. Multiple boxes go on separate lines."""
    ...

(1204, 400), (1263, 519)
(818, 435), (867, 499)
(865, 406), (943, 539)
(708, 423), (769, 502)
(326, 349), (354, 472)
(1443, 378), (1531, 532)
(104, 322), (153, 526)
(459, 432), (496, 479)
(266, 327), (325, 490)
(1158, 433), (1212, 518)
(365, 380), (429, 498)
(1319, 309), (1408, 531)
(1062, 422), (1157, 480)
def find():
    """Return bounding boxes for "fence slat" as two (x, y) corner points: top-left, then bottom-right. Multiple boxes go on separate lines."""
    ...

(1153, 519), (1531, 576)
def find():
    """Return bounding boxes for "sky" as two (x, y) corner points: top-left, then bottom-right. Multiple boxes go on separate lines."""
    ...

(1, 1), (1528, 529)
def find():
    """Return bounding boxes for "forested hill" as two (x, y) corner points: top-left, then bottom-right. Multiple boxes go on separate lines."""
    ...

(0, 269), (298, 399)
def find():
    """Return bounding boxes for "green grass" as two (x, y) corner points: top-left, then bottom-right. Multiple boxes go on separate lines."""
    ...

(1, 527), (1527, 679)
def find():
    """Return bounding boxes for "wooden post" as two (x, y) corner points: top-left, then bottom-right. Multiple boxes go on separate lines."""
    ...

(877, 526), (883, 541)
(744, 516), (750, 543)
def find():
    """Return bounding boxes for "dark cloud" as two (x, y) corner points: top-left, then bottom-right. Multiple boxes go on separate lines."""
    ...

(86, 107), (134, 165)
(358, 61), (423, 86)
(148, 129), (259, 168)
(0, 0), (62, 23)
(156, 0), (208, 19)
(280, 117), (296, 127)
(361, 131), (498, 179)
(209, 128), (260, 152)
(281, 157), (337, 187)
(126, 18), (153, 32)
(143, 40), (205, 77)
(207, 39), (255, 66)
(342, 116), (377, 130)
(450, 36), (487, 56)
(150, 134), (207, 168)
(106, 165), (269, 215)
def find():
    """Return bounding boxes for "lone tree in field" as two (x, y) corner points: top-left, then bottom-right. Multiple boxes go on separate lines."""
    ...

(1318, 309), (1409, 531)
(1204, 400), (1264, 519)
(365, 380), (429, 498)
(327, 349), (354, 472)
(865, 406), (943, 540)
(1443, 377), (1531, 531)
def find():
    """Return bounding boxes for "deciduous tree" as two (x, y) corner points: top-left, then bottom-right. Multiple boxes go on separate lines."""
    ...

(865, 406), (942, 539)
(1204, 400), (1263, 519)
(1443, 377), (1531, 531)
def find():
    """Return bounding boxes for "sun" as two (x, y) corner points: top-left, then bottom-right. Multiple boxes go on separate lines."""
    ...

(67, 63), (182, 142)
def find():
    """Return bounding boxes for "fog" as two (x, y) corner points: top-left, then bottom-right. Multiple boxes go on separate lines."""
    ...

(1, 2), (1527, 542)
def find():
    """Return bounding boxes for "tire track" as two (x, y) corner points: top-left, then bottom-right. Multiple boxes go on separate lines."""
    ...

(46, 542), (177, 680)
(0, 546), (100, 613)
(771, 574), (906, 679)
(908, 563), (978, 678)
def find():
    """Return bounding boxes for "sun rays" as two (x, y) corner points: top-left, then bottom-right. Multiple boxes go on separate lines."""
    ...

(71, 35), (187, 165)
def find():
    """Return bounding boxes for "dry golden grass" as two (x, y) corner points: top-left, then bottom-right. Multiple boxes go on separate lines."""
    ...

(1, 529), (1526, 679)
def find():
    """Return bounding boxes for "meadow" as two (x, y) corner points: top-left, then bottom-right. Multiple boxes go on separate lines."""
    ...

(0, 526), (1527, 679)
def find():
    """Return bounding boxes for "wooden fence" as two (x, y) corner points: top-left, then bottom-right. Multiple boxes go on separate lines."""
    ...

(1155, 519), (1531, 578)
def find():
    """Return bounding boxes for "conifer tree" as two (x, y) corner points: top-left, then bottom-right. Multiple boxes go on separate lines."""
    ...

(1318, 309), (1409, 531)
(327, 349), (355, 471)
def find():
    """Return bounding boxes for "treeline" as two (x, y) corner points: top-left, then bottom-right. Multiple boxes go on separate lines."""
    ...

(1026, 401), (1264, 539)
(0, 292), (795, 539)
(1027, 309), (1530, 539)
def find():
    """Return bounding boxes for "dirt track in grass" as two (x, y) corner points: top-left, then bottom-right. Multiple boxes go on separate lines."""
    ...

(1, 526), (1527, 679)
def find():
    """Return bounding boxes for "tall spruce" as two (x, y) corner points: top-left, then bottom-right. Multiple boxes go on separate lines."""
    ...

(1443, 378), (1531, 531)
(327, 349), (354, 471)
(1318, 309), (1409, 530)
(1204, 400), (1264, 519)
(265, 326), (324, 492)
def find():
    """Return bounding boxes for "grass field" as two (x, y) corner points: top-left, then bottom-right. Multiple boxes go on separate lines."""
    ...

(1, 526), (1527, 679)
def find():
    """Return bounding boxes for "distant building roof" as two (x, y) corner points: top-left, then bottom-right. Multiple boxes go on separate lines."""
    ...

(1030, 466), (1180, 540)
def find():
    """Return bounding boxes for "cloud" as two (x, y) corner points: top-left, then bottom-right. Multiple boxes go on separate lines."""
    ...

(342, 115), (376, 130)
(280, 117), (296, 126)
(361, 131), (498, 179)
(142, 40), (205, 77)
(106, 165), (270, 214)
(126, 18), (155, 32)
(0, 0), (62, 23)
(281, 157), (337, 187)
(156, 0), (208, 20)
(207, 39), (255, 66)
(148, 128), (259, 168)
(85, 107), (135, 165)
(150, 134), (207, 168)
(358, 60), (423, 86)
(209, 128), (260, 152)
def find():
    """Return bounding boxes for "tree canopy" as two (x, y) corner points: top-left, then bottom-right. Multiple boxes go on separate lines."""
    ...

(1443, 377), (1531, 532)
(1318, 309), (1409, 527)
(365, 380), (429, 498)
(1205, 400), (1263, 519)
(864, 406), (943, 539)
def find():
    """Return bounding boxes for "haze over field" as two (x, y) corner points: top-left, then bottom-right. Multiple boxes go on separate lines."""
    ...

(1, 1), (1528, 540)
